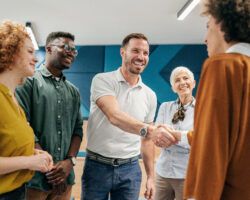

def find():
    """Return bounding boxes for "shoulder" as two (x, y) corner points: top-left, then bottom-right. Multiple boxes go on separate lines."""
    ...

(159, 100), (176, 110)
(93, 71), (117, 82)
(64, 80), (80, 94)
(92, 71), (118, 89)
(204, 53), (249, 69)
(140, 83), (156, 98)
(95, 70), (116, 78)
(202, 53), (250, 82)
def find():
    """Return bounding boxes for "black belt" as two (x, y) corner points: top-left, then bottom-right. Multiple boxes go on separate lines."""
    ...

(86, 149), (139, 167)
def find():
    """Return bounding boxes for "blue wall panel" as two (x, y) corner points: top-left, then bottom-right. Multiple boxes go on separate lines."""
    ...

(104, 46), (121, 72)
(36, 44), (207, 118)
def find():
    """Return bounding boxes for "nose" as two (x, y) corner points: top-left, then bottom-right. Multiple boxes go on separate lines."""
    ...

(33, 55), (38, 64)
(137, 52), (144, 60)
(66, 50), (76, 58)
(204, 38), (208, 45)
(204, 33), (208, 45)
(179, 78), (186, 85)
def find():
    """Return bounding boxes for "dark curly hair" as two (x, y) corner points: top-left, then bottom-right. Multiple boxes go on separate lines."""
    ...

(0, 21), (30, 73)
(202, 0), (250, 43)
(122, 33), (149, 48)
(45, 32), (75, 47)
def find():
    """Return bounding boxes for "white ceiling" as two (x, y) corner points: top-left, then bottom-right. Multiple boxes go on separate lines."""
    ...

(1, 0), (207, 46)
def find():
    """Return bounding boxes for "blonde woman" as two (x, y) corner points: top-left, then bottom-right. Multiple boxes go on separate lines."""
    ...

(154, 66), (195, 200)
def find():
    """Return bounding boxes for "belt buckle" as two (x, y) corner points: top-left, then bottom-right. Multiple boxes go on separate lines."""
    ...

(112, 159), (119, 167)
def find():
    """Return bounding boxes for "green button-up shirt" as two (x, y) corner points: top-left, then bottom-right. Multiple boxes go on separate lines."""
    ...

(16, 64), (83, 191)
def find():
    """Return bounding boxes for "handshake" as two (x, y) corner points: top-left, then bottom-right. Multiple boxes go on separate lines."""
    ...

(146, 124), (183, 148)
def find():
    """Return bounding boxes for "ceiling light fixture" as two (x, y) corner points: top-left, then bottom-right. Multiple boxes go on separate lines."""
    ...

(177, 0), (200, 20)
(25, 22), (39, 50)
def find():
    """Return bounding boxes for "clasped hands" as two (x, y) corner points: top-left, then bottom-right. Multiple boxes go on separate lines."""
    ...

(45, 159), (73, 194)
(35, 149), (72, 194)
(148, 124), (181, 148)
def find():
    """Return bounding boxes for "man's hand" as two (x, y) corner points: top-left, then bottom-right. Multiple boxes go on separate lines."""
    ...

(151, 125), (178, 148)
(46, 159), (72, 185)
(144, 177), (155, 200)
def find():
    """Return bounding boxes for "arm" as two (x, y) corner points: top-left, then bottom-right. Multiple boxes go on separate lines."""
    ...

(160, 129), (192, 148)
(0, 151), (53, 175)
(96, 95), (147, 135)
(93, 75), (176, 141)
(187, 131), (193, 145)
(141, 129), (155, 200)
(93, 74), (155, 137)
(15, 78), (33, 122)
(16, 78), (40, 144)
(184, 57), (241, 199)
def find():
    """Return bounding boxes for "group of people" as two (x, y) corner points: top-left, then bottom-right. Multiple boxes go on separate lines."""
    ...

(0, 0), (249, 200)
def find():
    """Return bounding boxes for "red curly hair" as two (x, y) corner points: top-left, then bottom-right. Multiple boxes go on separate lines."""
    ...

(0, 21), (30, 73)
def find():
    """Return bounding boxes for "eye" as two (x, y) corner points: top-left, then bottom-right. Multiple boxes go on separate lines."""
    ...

(132, 49), (139, 53)
(28, 49), (34, 54)
(63, 44), (69, 50)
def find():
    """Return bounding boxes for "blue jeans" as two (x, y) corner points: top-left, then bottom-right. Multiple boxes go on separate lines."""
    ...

(0, 184), (25, 200)
(81, 157), (142, 200)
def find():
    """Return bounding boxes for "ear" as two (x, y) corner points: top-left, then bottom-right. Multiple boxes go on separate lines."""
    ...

(46, 46), (52, 54)
(120, 47), (125, 57)
(193, 80), (196, 88)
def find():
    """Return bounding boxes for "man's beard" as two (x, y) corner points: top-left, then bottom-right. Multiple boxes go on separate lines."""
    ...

(125, 60), (147, 75)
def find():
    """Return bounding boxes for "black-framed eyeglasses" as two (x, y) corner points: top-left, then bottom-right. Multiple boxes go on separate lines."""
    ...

(172, 104), (186, 124)
(50, 44), (78, 56)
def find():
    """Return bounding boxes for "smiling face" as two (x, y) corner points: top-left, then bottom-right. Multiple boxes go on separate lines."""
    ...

(120, 38), (149, 75)
(172, 71), (195, 97)
(47, 37), (76, 71)
(13, 38), (37, 78)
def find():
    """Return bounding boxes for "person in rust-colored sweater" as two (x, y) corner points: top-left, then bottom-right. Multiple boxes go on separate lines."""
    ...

(154, 0), (250, 199)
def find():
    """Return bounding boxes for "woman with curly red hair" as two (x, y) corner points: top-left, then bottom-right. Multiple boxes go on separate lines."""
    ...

(0, 21), (53, 200)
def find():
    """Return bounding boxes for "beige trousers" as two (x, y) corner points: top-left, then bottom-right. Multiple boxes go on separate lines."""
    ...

(154, 173), (184, 200)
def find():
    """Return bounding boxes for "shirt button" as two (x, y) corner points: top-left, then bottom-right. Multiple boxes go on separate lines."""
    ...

(56, 85), (59, 89)
(58, 115), (61, 119)
(58, 147), (61, 151)
(58, 131), (61, 134)
(58, 100), (61, 103)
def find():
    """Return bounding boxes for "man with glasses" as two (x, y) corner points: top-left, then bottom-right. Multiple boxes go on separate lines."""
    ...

(16, 32), (83, 200)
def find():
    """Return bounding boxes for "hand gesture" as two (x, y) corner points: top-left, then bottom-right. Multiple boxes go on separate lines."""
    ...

(46, 159), (73, 185)
(152, 125), (178, 148)
(28, 150), (53, 173)
(144, 177), (155, 200)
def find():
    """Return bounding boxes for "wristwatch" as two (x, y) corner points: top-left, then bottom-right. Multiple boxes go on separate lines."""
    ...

(67, 156), (76, 166)
(139, 126), (148, 138)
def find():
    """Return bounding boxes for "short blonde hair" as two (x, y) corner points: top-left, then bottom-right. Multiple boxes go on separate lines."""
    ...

(0, 20), (30, 73)
(170, 66), (194, 87)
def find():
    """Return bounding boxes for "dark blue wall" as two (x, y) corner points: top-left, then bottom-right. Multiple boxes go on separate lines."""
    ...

(36, 45), (208, 118)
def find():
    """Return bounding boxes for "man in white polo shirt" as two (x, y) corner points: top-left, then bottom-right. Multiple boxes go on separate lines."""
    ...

(81, 33), (174, 200)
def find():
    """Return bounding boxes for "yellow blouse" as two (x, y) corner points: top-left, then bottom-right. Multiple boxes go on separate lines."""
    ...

(0, 83), (34, 194)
